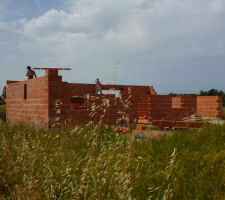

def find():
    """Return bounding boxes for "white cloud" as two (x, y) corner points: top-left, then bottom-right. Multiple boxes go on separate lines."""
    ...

(20, 0), (225, 46)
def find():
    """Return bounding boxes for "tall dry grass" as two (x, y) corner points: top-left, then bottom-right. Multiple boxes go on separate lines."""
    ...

(0, 123), (135, 199)
(1, 123), (225, 199)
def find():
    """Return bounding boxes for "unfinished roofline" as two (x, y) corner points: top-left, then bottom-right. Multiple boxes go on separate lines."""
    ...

(33, 67), (71, 70)
(6, 80), (20, 84)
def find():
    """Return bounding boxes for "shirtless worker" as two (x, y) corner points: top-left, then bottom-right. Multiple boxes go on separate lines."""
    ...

(26, 66), (37, 79)
(95, 78), (102, 94)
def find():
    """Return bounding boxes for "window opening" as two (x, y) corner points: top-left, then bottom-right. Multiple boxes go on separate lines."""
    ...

(24, 84), (27, 100)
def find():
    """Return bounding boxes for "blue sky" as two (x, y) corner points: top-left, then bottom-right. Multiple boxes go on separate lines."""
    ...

(0, 0), (225, 94)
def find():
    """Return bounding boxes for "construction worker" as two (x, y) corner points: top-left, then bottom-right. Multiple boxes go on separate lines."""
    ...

(95, 78), (102, 94)
(26, 66), (37, 79)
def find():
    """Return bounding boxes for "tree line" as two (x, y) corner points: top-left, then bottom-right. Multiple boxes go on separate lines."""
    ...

(0, 87), (6, 105)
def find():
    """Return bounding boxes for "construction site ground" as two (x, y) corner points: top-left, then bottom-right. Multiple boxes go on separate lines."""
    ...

(130, 117), (225, 140)
(132, 129), (173, 140)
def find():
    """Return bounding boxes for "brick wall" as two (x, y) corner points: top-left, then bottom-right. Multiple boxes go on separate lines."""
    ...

(48, 79), (155, 126)
(47, 70), (65, 126)
(149, 95), (175, 120)
(7, 68), (156, 127)
(172, 96), (182, 108)
(6, 68), (222, 128)
(145, 95), (222, 121)
(197, 96), (223, 118)
(44, 70), (156, 126)
(6, 76), (49, 127)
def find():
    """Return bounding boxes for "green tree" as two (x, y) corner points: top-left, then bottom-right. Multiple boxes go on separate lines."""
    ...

(0, 86), (6, 105)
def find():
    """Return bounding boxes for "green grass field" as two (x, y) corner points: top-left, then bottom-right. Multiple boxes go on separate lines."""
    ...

(0, 121), (225, 199)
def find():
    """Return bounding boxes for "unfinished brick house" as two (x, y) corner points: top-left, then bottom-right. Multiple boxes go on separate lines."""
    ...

(6, 68), (223, 128)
